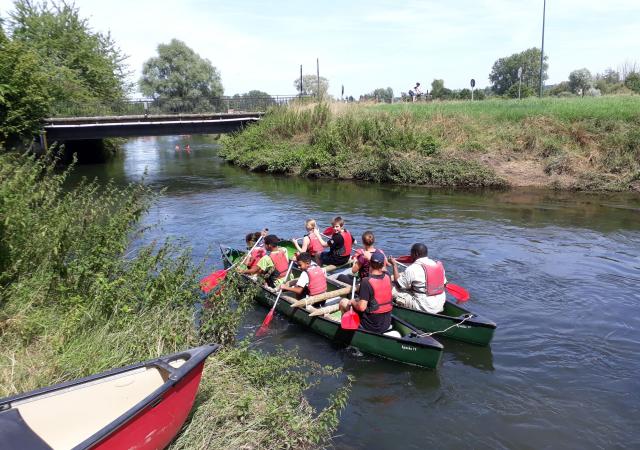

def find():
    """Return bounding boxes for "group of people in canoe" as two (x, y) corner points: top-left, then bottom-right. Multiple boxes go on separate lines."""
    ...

(237, 216), (448, 333)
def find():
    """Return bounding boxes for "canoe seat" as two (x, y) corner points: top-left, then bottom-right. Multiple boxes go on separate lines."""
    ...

(0, 408), (52, 450)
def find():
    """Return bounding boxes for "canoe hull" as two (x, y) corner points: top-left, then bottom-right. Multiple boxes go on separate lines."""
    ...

(0, 344), (219, 450)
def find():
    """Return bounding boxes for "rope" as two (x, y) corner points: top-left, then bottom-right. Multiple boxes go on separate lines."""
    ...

(416, 313), (475, 338)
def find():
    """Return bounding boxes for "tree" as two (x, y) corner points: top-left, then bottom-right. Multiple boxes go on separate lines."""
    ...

(292, 74), (329, 98)
(458, 88), (472, 100)
(431, 79), (453, 99)
(489, 48), (548, 95)
(140, 39), (223, 113)
(625, 72), (640, 94)
(568, 68), (593, 97)
(9, 0), (129, 106)
(361, 87), (393, 103)
(231, 90), (275, 110)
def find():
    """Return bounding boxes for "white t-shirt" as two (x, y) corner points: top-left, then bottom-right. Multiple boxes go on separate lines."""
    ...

(296, 265), (326, 289)
(396, 257), (447, 311)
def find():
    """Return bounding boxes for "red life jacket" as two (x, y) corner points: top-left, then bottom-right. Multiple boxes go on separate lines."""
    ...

(269, 249), (289, 279)
(420, 261), (445, 296)
(307, 232), (324, 256)
(340, 230), (353, 257)
(306, 265), (327, 296)
(247, 247), (266, 269)
(365, 274), (393, 314)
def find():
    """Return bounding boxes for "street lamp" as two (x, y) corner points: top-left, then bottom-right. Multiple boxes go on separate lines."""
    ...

(539, 0), (546, 97)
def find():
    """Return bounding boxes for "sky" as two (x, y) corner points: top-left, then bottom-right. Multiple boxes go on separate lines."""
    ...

(1, 0), (639, 98)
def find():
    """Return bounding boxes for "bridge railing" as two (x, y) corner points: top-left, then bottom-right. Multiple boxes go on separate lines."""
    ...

(50, 95), (313, 118)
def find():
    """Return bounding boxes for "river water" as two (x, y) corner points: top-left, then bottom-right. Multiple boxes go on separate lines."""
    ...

(72, 135), (640, 449)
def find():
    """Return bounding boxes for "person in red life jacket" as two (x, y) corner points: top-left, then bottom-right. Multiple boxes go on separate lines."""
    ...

(318, 216), (355, 267)
(339, 251), (392, 333)
(280, 252), (328, 303)
(389, 243), (447, 314)
(240, 231), (267, 271)
(337, 230), (387, 285)
(292, 219), (324, 264)
(239, 234), (292, 287)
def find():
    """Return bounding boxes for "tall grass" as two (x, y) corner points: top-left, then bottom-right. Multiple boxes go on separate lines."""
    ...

(220, 98), (640, 191)
(0, 151), (350, 448)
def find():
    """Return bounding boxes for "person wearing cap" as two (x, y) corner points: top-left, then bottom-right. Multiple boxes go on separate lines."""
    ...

(339, 250), (393, 333)
(389, 243), (447, 314)
(239, 234), (292, 287)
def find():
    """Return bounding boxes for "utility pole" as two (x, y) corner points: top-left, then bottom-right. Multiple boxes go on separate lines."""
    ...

(316, 58), (320, 101)
(539, 0), (546, 97)
(299, 65), (303, 98)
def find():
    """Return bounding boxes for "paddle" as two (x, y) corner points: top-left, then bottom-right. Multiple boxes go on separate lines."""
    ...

(341, 276), (360, 330)
(256, 260), (295, 336)
(393, 255), (470, 302)
(323, 226), (335, 236)
(200, 235), (264, 294)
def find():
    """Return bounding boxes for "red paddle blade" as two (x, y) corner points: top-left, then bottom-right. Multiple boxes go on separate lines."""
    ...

(446, 283), (470, 302)
(341, 309), (360, 330)
(256, 309), (275, 336)
(200, 269), (228, 294)
(395, 255), (414, 264)
(323, 226), (335, 236)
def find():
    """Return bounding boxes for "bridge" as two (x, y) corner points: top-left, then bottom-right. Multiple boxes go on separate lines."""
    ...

(42, 95), (308, 143)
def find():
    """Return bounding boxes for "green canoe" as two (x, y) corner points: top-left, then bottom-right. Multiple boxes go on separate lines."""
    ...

(221, 245), (444, 369)
(325, 257), (497, 346)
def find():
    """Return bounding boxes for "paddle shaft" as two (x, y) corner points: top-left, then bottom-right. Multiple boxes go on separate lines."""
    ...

(230, 235), (264, 272)
(267, 261), (295, 315)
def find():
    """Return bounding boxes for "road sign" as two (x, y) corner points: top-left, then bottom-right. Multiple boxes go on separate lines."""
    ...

(470, 79), (476, 88)
(518, 67), (523, 79)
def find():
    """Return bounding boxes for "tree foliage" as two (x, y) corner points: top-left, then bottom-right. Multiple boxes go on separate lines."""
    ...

(489, 48), (548, 95)
(568, 68), (593, 96)
(292, 74), (329, 98)
(140, 39), (223, 113)
(1, 0), (128, 145)
(625, 72), (640, 94)
(361, 87), (393, 103)
(431, 79), (453, 99)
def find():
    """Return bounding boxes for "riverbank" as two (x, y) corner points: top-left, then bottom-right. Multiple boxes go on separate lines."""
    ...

(0, 152), (349, 449)
(219, 96), (640, 191)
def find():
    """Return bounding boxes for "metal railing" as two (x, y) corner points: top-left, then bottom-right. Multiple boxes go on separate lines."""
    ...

(50, 95), (313, 118)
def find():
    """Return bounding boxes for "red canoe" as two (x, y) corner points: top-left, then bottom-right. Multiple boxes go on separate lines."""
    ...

(0, 343), (219, 450)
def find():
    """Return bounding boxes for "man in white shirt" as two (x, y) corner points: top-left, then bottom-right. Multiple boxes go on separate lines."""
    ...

(389, 243), (447, 314)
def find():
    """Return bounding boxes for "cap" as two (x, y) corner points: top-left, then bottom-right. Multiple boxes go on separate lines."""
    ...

(370, 251), (385, 265)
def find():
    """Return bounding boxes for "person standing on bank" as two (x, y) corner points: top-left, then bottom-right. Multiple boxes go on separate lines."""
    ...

(318, 216), (354, 267)
(389, 243), (447, 314)
(339, 251), (393, 333)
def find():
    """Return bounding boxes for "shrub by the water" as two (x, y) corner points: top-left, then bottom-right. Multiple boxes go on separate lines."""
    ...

(0, 151), (350, 448)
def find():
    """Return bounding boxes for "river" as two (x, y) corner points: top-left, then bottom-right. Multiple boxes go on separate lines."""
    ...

(71, 135), (640, 449)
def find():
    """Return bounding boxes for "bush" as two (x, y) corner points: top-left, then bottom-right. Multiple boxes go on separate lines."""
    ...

(625, 72), (640, 94)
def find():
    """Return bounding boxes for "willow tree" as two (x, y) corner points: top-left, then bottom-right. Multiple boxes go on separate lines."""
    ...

(140, 39), (223, 113)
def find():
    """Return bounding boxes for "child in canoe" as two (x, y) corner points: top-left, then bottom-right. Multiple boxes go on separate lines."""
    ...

(318, 216), (355, 267)
(239, 234), (292, 288)
(242, 230), (267, 271)
(280, 252), (328, 304)
(337, 230), (387, 285)
(292, 219), (325, 263)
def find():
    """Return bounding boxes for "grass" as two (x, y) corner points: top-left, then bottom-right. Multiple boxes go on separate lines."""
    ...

(0, 150), (350, 449)
(219, 96), (640, 191)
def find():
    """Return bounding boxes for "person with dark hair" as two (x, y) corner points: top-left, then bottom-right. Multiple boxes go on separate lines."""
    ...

(280, 252), (327, 302)
(318, 216), (354, 267)
(241, 230), (267, 271)
(339, 251), (393, 333)
(337, 230), (386, 285)
(239, 234), (292, 287)
(409, 82), (422, 102)
(389, 243), (447, 313)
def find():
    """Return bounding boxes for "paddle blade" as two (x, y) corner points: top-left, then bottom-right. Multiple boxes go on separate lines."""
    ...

(341, 309), (360, 330)
(256, 309), (275, 336)
(446, 283), (470, 302)
(200, 269), (228, 294)
(323, 226), (335, 236)
(395, 255), (414, 264)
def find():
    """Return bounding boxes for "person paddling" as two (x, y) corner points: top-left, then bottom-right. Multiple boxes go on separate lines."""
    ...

(318, 216), (354, 267)
(389, 243), (447, 314)
(339, 251), (393, 333)
(337, 230), (387, 285)
(241, 230), (267, 271)
(239, 234), (292, 287)
(292, 219), (324, 263)
(280, 252), (328, 304)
